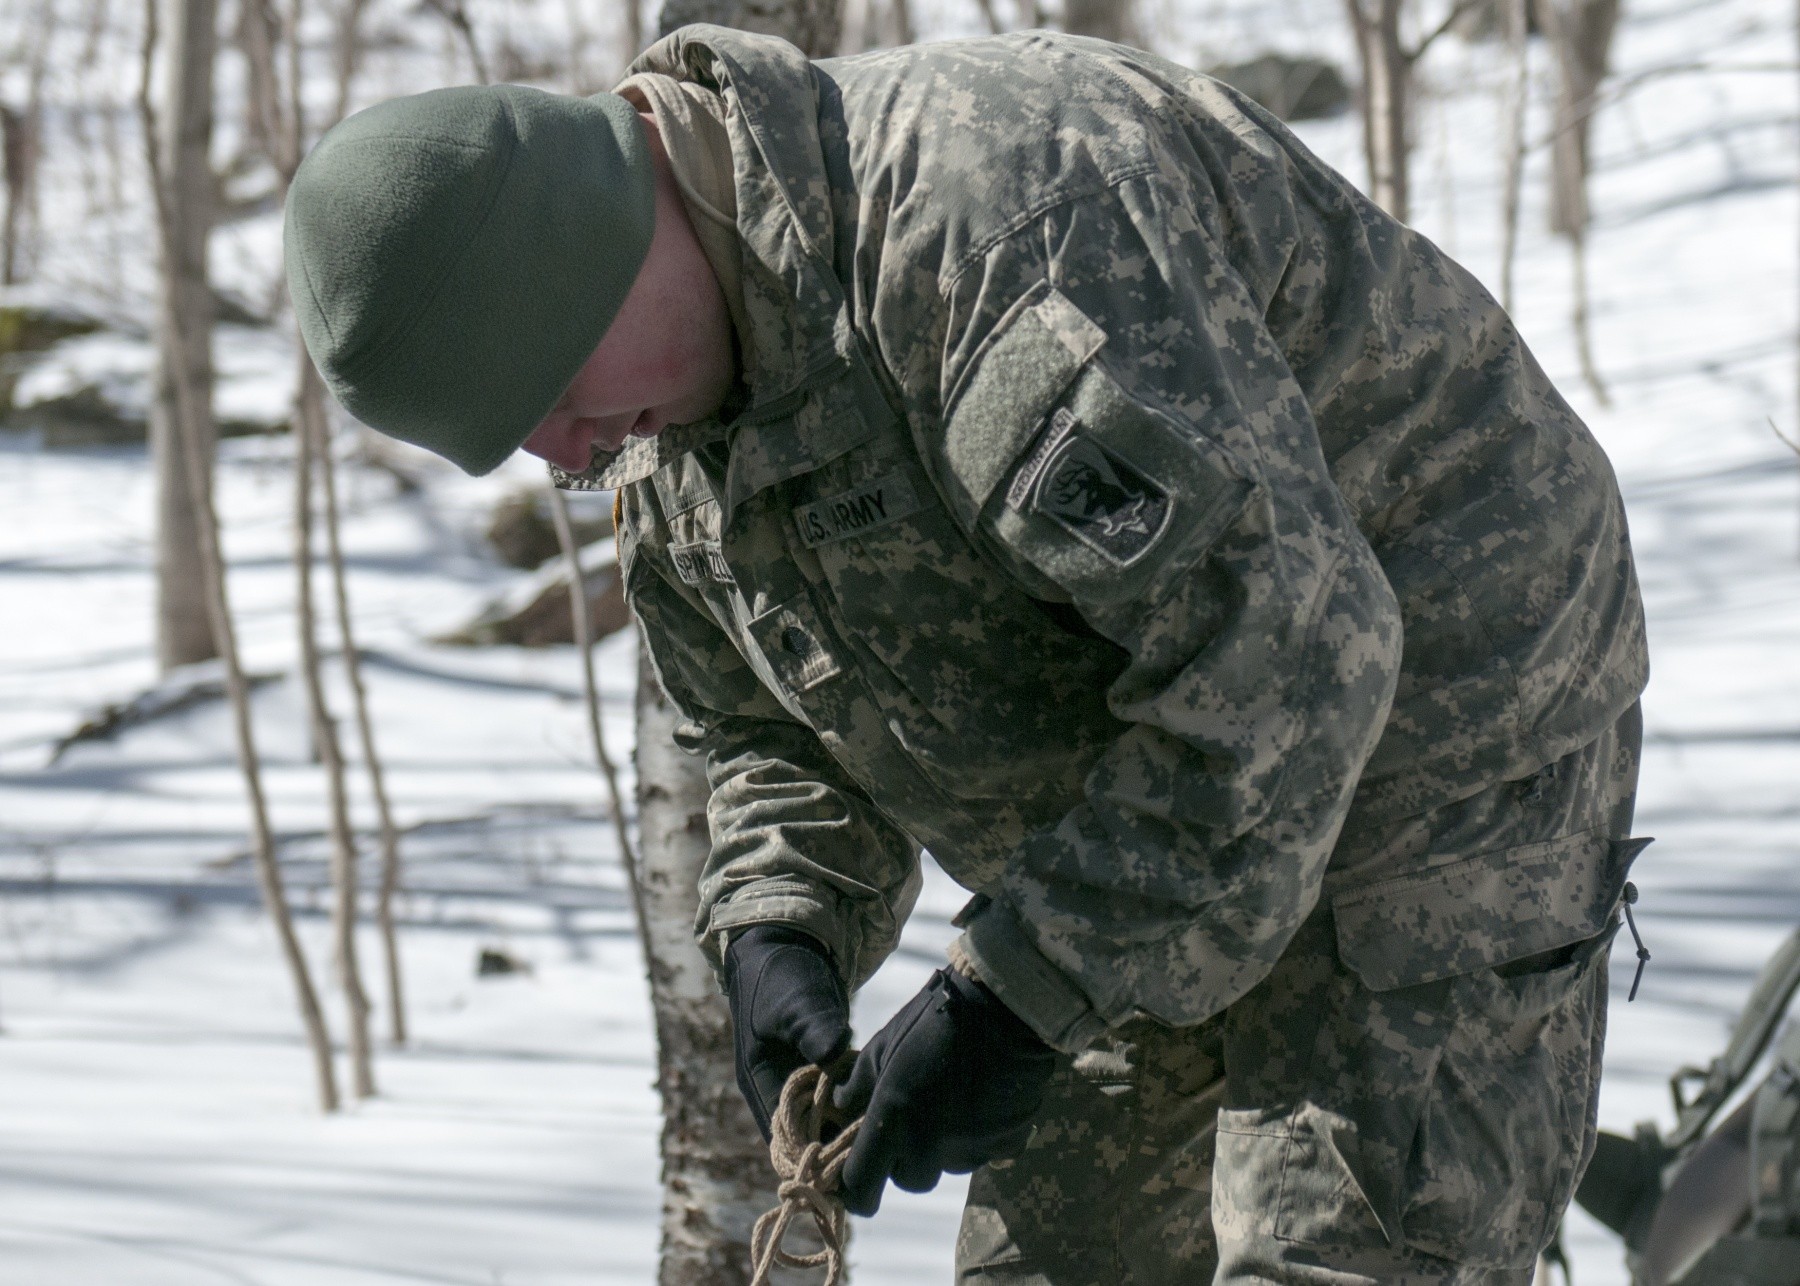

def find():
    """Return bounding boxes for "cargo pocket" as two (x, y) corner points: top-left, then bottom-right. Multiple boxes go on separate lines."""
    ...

(1401, 919), (1617, 1268)
(1216, 1101), (1399, 1252)
(1326, 830), (1642, 1268)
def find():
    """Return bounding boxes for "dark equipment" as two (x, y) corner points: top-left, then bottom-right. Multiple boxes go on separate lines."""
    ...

(1573, 923), (1800, 1285)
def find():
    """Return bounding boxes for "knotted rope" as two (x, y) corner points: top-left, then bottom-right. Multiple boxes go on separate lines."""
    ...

(749, 1064), (864, 1286)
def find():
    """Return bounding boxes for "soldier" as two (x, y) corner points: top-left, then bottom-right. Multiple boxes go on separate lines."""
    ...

(284, 25), (1650, 1284)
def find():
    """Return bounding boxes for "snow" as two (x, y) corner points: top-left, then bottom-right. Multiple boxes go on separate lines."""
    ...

(3, 0), (1799, 1280)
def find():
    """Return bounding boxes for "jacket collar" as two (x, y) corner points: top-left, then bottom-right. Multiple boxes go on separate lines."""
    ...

(554, 26), (891, 505)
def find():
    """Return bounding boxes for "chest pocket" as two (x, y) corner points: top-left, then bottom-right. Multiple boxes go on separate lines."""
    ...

(793, 397), (1130, 818)
(941, 283), (1254, 636)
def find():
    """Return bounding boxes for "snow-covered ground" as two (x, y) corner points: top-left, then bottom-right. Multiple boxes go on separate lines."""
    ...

(3, 0), (1799, 1281)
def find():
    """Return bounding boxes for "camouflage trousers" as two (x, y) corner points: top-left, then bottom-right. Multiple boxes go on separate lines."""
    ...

(956, 705), (1643, 1285)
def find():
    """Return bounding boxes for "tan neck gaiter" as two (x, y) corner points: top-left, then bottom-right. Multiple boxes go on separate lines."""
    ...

(616, 74), (751, 363)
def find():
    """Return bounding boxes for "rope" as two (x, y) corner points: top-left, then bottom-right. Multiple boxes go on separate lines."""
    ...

(749, 1065), (863, 1286)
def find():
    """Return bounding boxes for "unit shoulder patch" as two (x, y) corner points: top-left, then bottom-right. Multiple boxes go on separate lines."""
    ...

(792, 470), (922, 548)
(1005, 408), (1171, 565)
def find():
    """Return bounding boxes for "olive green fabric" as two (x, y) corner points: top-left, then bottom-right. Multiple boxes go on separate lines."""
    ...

(284, 84), (654, 476)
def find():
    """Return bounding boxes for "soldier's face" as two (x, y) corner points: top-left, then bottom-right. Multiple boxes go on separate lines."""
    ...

(522, 118), (735, 473)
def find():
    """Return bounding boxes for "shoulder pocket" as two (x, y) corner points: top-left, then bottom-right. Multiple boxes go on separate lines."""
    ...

(942, 284), (1254, 614)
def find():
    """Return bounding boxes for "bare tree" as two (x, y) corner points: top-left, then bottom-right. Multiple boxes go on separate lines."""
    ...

(1537, 0), (1617, 236)
(328, 0), (371, 124)
(0, 104), (35, 284)
(1343, 0), (1480, 222)
(883, 0), (913, 48)
(1497, 0), (1530, 310)
(656, 0), (841, 53)
(140, 0), (339, 1112)
(0, 0), (51, 287)
(295, 364), (377, 1098)
(421, 0), (491, 83)
(317, 408), (410, 1048)
(551, 491), (643, 916)
(1535, 0), (1617, 404)
(1062, 0), (1137, 46)
(302, 0), (407, 1034)
(144, 0), (220, 670)
(544, 494), (752, 1282)
(242, 0), (387, 1077)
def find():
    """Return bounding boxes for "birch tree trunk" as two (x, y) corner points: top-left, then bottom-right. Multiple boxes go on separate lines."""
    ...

(636, 648), (794, 1286)
(149, 0), (220, 673)
(629, 4), (847, 1280)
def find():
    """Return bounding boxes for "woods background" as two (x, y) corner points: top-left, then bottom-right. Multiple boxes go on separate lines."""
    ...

(0, 0), (1796, 1281)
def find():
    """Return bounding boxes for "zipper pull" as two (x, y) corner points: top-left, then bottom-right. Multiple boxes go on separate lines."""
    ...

(1622, 881), (1650, 1002)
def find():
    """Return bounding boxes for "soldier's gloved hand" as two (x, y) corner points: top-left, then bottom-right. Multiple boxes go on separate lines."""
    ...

(831, 968), (1056, 1216)
(724, 924), (852, 1141)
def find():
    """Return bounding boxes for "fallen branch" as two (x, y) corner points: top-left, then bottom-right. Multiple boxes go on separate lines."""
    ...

(48, 667), (279, 765)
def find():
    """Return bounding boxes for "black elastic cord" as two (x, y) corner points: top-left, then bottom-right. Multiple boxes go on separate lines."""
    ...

(1622, 881), (1650, 1002)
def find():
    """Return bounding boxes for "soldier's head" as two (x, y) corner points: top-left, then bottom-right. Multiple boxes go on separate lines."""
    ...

(284, 84), (734, 477)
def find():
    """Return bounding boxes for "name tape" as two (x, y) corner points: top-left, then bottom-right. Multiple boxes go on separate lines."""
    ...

(792, 470), (921, 548)
(670, 539), (735, 587)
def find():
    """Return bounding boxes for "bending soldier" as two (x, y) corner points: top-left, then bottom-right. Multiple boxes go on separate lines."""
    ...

(285, 27), (1650, 1283)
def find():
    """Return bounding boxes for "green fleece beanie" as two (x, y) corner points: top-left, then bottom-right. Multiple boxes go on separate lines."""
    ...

(284, 85), (654, 476)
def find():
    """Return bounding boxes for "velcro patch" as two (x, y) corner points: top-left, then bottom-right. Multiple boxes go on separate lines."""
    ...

(669, 539), (735, 587)
(792, 470), (921, 548)
(1008, 412), (1171, 565)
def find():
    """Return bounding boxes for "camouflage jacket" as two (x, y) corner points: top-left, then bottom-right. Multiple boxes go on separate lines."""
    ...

(566, 28), (1648, 1051)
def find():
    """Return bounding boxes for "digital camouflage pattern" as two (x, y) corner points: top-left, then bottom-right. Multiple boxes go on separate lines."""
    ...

(573, 26), (1648, 1056)
(955, 704), (1642, 1283)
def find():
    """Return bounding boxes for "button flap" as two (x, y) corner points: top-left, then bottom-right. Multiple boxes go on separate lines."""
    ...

(748, 592), (845, 694)
(1331, 829), (1640, 992)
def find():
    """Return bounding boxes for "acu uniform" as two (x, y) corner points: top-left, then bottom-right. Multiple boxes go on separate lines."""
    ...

(565, 26), (1651, 1284)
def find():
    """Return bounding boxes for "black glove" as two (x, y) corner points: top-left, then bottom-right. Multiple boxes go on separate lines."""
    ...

(831, 968), (1056, 1216)
(724, 925), (852, 1141)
